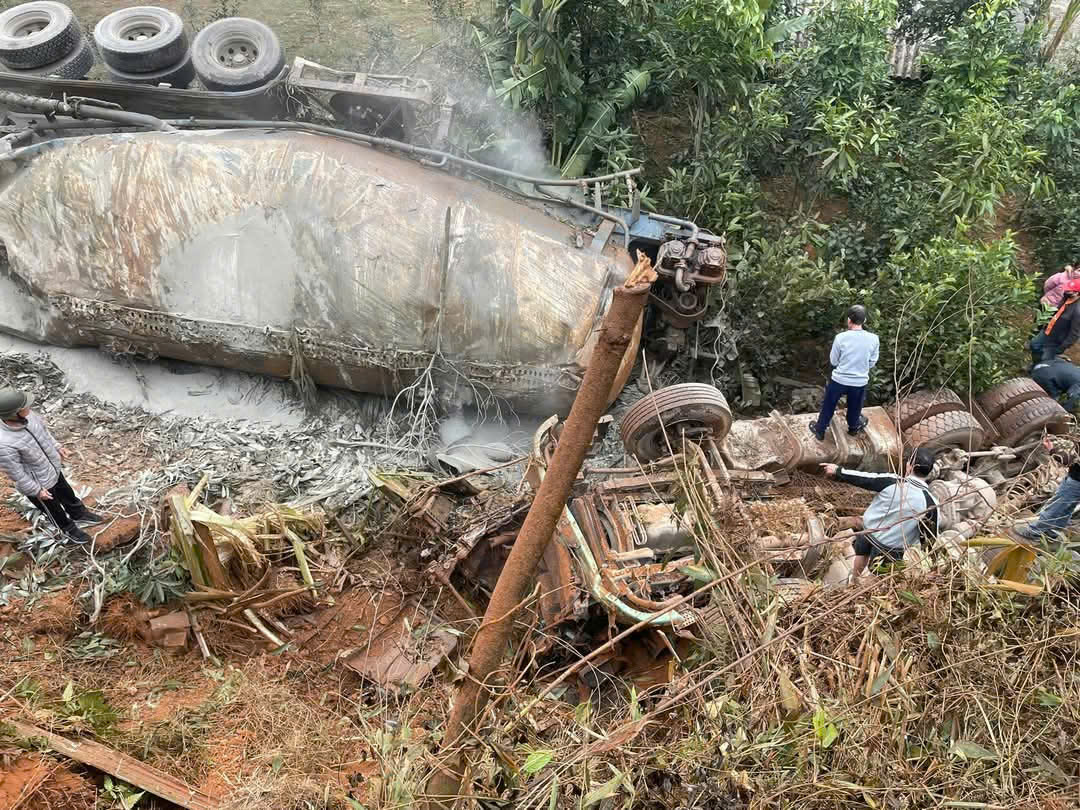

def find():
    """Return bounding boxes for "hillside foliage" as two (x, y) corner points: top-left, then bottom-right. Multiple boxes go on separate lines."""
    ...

(459, 0), (1080, 398)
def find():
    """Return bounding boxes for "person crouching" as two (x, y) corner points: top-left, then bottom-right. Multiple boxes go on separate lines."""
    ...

(821, 447), (939, 576)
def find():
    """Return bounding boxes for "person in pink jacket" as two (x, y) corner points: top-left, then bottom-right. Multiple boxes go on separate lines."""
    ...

(1041, 265), (1080, 318)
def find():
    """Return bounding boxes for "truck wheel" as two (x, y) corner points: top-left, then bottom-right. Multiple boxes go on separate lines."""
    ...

(902, 409), (985, 452)
(975, 377), (1046, 421)
(21, 38), (92, 78)
(993, 397), (1070, 448)
(0, 1), (79, 69)
(106, 50), (194, 88)
(621, 383), (732, 462)
(191, 17), (283, 91)
(891, 387), (965, 431)
(94, 6), (187, 74)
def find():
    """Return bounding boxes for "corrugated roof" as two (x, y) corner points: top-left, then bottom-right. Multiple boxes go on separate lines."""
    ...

(888, 39), (924, 80)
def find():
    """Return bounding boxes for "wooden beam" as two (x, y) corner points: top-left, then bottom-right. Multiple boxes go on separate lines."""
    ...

(7, 720), (219, 810)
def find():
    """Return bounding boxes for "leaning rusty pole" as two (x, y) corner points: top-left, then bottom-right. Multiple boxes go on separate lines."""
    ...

(424, 254), (658, 808)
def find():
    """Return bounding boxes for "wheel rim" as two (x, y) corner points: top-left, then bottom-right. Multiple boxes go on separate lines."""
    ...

(214, 36), (259, 68)
(640, 419), (710, 459)
(8, 11), (52, 39)
(120, 24), (161, 42)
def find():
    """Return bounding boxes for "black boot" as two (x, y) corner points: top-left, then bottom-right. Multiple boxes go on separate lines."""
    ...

(63, 525), (91, 544)
(849, 416), (869, 436)
(70, 508), (104, 525)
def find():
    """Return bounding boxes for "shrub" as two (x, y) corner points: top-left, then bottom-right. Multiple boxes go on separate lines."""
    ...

(868, 233), (1033, 398)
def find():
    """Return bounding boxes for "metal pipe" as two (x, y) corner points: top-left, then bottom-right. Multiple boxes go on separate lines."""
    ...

(164, 117), (640, 187)
(532, 184), (631, 248)
(652, 212), (700, 243)
(424, 255), (658, 809)
(0, 89), (173, 131)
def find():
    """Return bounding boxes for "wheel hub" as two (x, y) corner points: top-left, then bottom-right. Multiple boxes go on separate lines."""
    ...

(123, 25), (160, 42)
(215, 37), (259, 68)
(14, 21), (47, 38)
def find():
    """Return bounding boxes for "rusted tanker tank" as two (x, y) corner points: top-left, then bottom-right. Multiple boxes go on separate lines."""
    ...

(0, 128), (645, 413)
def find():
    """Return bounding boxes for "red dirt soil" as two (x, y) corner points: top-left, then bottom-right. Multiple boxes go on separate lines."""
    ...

(0, 756), (96, 810)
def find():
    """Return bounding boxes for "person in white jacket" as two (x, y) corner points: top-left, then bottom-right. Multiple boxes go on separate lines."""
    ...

(0, 388), (101, 543)
(810, 304), (880, 441)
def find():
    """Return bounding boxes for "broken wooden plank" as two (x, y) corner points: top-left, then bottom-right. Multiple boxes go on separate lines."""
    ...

(193, 523), (230, 591)
(6, 720), (220, 810)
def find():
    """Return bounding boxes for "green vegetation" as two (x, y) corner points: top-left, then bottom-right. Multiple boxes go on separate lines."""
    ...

(458, 0), (1080, 397)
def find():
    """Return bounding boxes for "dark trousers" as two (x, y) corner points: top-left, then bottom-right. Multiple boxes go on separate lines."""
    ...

(27, 472), (86, 530)
(813, 379), (867, 437)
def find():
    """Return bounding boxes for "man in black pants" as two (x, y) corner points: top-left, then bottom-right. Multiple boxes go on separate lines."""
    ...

(1031, 357), (1080, 412)
(822, 447), (939, 576)
(0, 388), (101, 544)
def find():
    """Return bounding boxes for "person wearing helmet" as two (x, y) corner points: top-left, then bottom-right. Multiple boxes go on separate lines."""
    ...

(0, 388), (101, 544)
(1040, 264), (1080, 313)
(1031, 279), (1080, 365)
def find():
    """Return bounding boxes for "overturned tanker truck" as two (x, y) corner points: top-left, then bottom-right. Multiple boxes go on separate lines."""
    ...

(0, 46), (726, 416)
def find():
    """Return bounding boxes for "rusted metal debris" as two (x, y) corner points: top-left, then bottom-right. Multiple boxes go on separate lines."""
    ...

(5, 720), (219, 809)
(143, 610), (191, 650)
(429, 379), (1075, 657)
(340, 601), (458, 692)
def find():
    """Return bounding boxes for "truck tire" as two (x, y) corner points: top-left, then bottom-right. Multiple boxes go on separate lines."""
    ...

(975, 377), (1046, 421)
(902, 409), (985, 452)
(621, 383), (732, 462)
(191, 17), (283, 91)
(891, 387), (965, 431)
(0, 1), (79, 69)
(993, 397), (1070, 448)
(105, 50), (194, 88)
(93, 6), (187, 74)
(21, 38), (92, 78)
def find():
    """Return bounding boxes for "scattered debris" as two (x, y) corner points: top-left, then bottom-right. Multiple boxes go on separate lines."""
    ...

(341, 601), (458, 692)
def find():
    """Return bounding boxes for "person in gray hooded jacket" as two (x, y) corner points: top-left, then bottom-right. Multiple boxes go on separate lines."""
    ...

(821, 447), (939, 576)
(0, 388), (100, 543)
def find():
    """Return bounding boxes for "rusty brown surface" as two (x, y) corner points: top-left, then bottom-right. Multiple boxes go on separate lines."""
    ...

(341, 603), (458, 692)
(426, 257), (657, 808)
(0, 129), (637, 413)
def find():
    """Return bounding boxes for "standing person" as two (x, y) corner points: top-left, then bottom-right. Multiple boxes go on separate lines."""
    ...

(809, 304), (880, 442)
(1031, 357), (1080, 412)
(0, 388), (101, 544)
(821, 447), (939, 576)
(1031, 279), (1080, 365)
